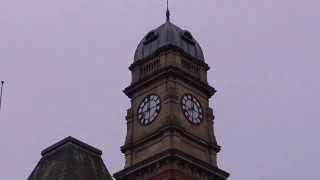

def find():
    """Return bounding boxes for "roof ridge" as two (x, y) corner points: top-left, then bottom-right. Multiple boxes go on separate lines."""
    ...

(41, 136), (102, 156)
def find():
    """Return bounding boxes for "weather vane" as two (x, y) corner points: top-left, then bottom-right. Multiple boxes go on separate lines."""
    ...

(0, 81), (4, 112)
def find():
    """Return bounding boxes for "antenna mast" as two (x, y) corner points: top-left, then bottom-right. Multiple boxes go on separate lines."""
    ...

(0, 81), (4, 112)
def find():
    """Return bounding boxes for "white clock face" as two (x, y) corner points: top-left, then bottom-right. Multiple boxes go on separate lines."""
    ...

(181, 94), (203, 125)
(138, 95), (161, 126)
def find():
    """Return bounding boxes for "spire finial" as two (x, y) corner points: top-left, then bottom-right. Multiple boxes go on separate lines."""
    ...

(166, 0), (170, 22)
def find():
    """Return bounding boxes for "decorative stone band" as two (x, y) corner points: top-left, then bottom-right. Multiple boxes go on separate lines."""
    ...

(121, 123), (221, 154)
(124, 66), (216, 99)
(114, 149), (229, 180)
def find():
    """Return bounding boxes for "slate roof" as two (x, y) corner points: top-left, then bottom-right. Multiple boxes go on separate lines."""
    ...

(134, 20), (205, 62)
(28, 136), (113, 180)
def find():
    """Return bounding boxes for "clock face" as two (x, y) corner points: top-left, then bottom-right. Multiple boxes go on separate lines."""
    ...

(181, 94), (203, 125)
(138, 95), (161, 126)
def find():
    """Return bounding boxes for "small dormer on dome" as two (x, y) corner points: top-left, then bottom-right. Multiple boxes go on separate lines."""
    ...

(134, 21), (205, 62)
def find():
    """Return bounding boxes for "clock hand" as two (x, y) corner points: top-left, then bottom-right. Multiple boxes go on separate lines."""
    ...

(147, 99), (153, 120)
(188, 105), (193, 118)
(187, 101), (192, 111)
(192, 102), (197, 120)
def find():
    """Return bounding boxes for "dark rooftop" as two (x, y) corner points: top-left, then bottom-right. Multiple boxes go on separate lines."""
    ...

(134, 20), (205, 62)
(28, 136), (113, 180)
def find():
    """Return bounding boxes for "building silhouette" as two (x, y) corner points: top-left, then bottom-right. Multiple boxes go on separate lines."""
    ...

(28, 10), (229, 180)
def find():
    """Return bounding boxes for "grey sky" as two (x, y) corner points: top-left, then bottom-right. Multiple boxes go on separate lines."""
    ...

(1, 0), (319, 179)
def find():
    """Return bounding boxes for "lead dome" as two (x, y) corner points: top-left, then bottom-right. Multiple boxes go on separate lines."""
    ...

(134, 20), (205, 62)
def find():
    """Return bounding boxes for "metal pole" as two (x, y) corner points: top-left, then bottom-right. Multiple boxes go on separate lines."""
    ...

(0, 81), (4, 112)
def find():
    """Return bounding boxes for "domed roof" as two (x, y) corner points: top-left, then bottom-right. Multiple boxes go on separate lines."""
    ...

(134, 20), (205, 62)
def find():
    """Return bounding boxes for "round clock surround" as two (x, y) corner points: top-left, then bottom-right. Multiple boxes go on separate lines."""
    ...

(137, 94), (161, 126)
(181, 94), (203, 125)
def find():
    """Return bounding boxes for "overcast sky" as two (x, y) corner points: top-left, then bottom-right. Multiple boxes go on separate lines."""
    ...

(1, 0), (319, 180)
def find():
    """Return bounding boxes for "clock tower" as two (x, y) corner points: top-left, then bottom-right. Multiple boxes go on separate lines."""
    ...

(114, 11), (229, 180)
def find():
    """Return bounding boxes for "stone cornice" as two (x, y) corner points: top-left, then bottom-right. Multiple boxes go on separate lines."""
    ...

(124, 66), (216, 98)
(113, 149), (229, 180)
(121, 123), (221, 153)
